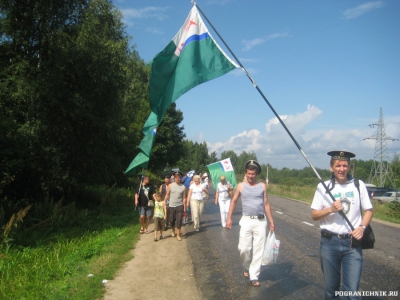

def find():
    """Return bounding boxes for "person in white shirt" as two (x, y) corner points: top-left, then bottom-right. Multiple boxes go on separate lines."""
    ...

(202, 173), (209, 188)
(311, 150), (373, 299)
(187, 175), (208, 231)
(215, 175), (233, 228)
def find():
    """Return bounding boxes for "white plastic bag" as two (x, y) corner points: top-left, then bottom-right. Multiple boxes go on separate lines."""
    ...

(273, 239), (280, 264)
(262, 231), (275, 265)
(262, 231), (280, 265)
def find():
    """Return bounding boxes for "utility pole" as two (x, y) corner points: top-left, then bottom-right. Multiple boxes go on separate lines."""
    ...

(364, 108), (398, 187)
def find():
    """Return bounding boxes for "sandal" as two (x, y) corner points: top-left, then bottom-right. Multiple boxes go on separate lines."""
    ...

(144, 229), (149, 234)
(243, 271), (249, 278)
(251, 281), (260, 287)
(140, 229), (144, 234)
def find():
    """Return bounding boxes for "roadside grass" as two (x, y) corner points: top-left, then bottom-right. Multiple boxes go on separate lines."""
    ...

(267, 183), (400, 224)
(267, 183), (315, 203)
(371, 200), (400, 223)
(0, 186), (140, 300)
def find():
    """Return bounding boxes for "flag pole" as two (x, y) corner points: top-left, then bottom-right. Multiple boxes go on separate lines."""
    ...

(192, 1), (354, 228)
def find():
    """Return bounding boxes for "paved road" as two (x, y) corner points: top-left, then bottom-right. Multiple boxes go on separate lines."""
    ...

(185, 188), (400, 299)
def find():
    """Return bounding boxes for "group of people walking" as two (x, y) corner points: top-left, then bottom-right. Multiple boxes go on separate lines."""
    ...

(135, 170), (212, 241)
(135, 151), (373, 298)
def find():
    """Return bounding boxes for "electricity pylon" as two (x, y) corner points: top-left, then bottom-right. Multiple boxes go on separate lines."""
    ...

(364, 108), (398, 187)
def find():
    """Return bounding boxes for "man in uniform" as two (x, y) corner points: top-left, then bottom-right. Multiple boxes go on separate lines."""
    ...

(311, 150), (373, 299)
(226, 160), (275, 287)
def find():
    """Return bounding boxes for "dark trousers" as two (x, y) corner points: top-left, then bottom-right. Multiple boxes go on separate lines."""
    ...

(169, 205), (183, 229)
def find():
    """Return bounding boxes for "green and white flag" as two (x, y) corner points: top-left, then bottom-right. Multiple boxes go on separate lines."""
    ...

(125, 6), (238, 176)
(207, 158), (238, 190)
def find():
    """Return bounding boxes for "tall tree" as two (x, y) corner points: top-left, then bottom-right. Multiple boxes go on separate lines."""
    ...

(149, 103), (186, 173)
(0, 0), (132, 213)
(120, 49), (150, 174)
(390, 154), (399, 188)
(176, 140), (210, 174)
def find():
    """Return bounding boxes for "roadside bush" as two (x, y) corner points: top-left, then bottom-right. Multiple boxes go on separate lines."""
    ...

(387, 201), (400, 219)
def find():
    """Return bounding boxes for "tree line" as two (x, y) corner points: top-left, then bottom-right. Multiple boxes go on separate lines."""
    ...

(173, 143), (399, 188)
(1, 0), (398, 221)
(0, 0), (186, 219)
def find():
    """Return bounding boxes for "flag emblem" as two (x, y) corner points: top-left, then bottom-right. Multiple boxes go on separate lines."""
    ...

(207, 158), (237, 190)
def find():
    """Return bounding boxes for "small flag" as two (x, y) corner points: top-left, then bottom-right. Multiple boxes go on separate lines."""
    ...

(186, 170), (196, 178)
(207, 158), (238, 190)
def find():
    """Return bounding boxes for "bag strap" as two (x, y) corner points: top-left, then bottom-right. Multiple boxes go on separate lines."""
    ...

(142, 185), (149, 200)
(354, 178), (364, 219)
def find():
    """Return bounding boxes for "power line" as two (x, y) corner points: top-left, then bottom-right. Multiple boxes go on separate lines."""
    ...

(363, 108), (398, 187)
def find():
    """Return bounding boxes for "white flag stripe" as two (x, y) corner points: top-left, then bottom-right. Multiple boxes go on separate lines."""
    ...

(220, 158), (234, 172)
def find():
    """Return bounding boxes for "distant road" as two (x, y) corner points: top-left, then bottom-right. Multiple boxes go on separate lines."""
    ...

(185, 188), (400, 299)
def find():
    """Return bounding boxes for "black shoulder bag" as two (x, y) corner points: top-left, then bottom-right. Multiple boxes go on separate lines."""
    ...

(353, 179), (375, 249)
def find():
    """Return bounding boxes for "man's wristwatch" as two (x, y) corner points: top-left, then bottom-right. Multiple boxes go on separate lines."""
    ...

(360, 225), (366, 230)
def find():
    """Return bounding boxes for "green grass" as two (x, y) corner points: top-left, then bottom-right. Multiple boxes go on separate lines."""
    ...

(371, 200), (400, 223)
(267, 183), (316, 203)
(0, 187), (141, 300)
(267, 183), (400, 224)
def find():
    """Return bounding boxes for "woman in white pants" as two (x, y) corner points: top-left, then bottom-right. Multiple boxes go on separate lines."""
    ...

(215, 176), (233, 227)
(187, 175), (208, 231)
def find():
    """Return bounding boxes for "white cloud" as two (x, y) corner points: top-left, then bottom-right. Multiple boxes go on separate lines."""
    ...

(121, 6), (170, 21)
(384, 118), (400, 140)
(265, 104), (322, 134)
(227, 129), (263, 152)
(242, 32), (290, 51)
(342, 1), (383, 20)
(206, 105), (400, 170)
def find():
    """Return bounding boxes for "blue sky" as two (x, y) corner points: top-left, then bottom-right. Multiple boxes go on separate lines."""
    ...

(115, 0), (400, 170)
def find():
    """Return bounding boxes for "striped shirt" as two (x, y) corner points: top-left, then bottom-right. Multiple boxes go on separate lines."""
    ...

(241, 182), (265, 216)
(169, 182), (185, 207)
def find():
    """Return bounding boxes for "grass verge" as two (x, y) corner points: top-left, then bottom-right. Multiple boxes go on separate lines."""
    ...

(0, 187), (140, 300)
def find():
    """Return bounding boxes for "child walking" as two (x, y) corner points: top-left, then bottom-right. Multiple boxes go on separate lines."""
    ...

(153, 192), (166, 242)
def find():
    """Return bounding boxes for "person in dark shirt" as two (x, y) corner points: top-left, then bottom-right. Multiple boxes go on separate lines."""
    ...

(135, 175), (155, 234)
